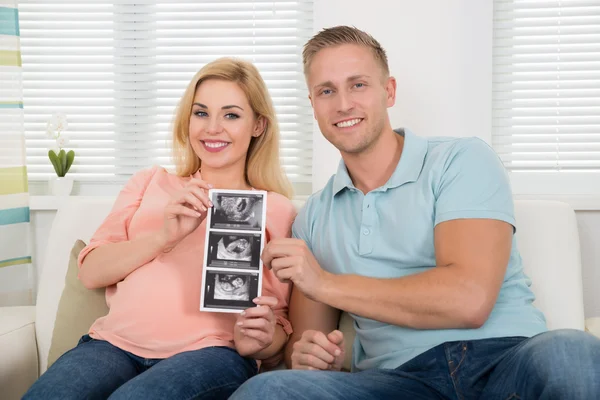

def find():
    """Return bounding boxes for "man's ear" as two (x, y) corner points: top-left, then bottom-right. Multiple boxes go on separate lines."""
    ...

(308, 94), (317, 120)
(253, 115), (267, 137)
(385, 76), (397, 108)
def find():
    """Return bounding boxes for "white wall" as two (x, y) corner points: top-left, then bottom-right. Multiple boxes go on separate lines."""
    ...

(312, 0), (493, 191)
(28, 0), (600, 318)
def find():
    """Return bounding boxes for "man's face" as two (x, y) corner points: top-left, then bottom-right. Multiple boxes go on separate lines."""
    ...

(306, 44), (396, 155)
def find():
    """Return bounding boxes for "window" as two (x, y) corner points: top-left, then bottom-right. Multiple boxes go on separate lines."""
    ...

(492, 0), (600, 198)
(19, 0), (313, 197)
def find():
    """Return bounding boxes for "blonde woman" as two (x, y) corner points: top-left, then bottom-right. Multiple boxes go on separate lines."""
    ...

(24, 58), (296, 400)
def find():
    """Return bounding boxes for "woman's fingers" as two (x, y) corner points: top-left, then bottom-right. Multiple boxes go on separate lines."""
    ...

(168, 204), (201, 219)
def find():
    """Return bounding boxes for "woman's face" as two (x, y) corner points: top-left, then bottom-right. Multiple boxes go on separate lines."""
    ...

(188, 79), (265, 172)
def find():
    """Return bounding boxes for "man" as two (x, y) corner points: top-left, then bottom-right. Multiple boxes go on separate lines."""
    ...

(232, 26), (600, 399)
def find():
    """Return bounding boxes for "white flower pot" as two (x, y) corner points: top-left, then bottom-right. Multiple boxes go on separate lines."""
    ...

(49, 177), (74, 196)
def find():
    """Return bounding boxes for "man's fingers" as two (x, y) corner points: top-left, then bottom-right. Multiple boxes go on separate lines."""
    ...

(308, 331), (342, 358)
(295, 353), (330, 370)
(295, 341), (335, 364)
(261, 239), (307, 268)
(327, 330), (345, 346)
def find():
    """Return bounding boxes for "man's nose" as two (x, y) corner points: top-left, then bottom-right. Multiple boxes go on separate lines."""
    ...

(336, 91), (354, 114)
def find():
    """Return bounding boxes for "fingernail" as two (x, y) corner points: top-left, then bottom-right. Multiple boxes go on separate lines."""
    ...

(195, 212), (202, 217)
(240, 311), (246, 316)
(237, 322), (243, 326)
(252, 297), (260, 303)
(209, 201), (214, 207)
(240, 329), (245, 333)
(208, 184), (214, 188)
(334, 349), (341, 356)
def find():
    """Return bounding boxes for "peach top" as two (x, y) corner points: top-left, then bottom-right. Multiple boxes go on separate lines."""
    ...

(78, 166), (295, 360)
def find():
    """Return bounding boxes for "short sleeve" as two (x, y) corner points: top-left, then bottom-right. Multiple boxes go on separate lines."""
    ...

(291, 199), (313, 252)
(434, 138), (516, 229)
(77, 166), (160, 268)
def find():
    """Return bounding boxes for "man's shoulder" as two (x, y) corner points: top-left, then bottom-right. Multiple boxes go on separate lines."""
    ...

(423, 136), (496, 170)
(299, 178), (335, 217)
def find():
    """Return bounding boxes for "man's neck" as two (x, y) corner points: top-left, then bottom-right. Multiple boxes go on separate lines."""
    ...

(343, 128), (404, 194)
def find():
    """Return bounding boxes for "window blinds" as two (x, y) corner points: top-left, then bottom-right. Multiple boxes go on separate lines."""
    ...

(492, 0), (600, 174)
(18, 0), (314, 193)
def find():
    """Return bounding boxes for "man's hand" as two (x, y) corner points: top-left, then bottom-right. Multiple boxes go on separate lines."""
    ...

(291, 329), (345, 371)
(261, 238), (330, 301)
(234, 297), (278, 357)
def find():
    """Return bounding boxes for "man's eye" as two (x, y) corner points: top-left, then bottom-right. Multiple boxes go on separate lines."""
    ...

(321, 89), (332, 95)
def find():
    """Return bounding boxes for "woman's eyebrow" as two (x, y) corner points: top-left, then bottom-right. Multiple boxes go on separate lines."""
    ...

(192, 102), (244, 111)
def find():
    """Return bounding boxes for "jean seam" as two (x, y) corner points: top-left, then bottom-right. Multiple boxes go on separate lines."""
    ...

(505, 394), (521, 400)
(182, 382), (239, 400)
(449, 342), (468, 400)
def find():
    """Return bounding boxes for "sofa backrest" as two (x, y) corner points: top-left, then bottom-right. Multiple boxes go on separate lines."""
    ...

(34, 197), (585, 373)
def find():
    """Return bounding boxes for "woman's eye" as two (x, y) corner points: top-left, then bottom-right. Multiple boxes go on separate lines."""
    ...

(225, 113), (240, 120)
(195, 111), (208, 117)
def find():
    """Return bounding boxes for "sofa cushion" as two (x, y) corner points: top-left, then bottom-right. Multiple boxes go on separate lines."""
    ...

(47, 240), (108, 367)
(338, 311), (356, 371)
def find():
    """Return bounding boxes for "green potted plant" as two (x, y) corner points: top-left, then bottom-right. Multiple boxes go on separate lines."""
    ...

(46, 113), (75, 196)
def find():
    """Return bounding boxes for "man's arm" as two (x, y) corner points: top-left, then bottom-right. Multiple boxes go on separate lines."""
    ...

(316, 218), (512, 329)
(284, 285), (341, 368)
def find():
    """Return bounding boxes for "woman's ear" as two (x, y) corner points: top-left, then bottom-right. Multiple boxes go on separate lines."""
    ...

(253, 115), (267, 137)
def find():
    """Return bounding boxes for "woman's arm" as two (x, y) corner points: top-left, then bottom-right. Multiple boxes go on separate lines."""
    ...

(78, 168), (212, 289)
(79, 231), (167, 289)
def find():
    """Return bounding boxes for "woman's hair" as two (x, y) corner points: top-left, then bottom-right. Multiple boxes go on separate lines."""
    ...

(172, 57), (293, 199)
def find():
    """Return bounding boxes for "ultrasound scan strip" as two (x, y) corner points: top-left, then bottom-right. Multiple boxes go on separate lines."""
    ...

(200, 189), (267, 313)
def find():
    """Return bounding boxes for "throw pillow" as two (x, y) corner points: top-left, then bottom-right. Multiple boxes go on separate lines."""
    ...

(47, 240), (108, 367)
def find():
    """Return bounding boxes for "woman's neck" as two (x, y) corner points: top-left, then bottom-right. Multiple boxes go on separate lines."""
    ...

(198, 164), (251, 190)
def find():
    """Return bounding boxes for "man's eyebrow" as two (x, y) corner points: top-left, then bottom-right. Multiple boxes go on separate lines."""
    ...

(313, 75), (371, 91)
(192, 103), (243, 111)
(347, 74), (370, 81)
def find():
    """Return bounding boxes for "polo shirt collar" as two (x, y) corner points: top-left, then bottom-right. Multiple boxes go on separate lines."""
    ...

(332, 128), (428, 196)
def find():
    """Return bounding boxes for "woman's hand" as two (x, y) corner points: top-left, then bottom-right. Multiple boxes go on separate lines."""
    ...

(234, 297), (278, 357)
(160, 177), (213, 251)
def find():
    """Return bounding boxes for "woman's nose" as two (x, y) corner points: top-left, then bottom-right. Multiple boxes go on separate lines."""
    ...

(206, 117), (222, 134)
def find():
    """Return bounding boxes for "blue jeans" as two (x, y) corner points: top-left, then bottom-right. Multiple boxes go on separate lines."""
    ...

(232, 329), (600, 400)
(23, 335), (257, 399)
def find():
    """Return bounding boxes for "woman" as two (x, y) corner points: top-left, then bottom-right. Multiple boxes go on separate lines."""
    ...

(24, 58), (296, 399)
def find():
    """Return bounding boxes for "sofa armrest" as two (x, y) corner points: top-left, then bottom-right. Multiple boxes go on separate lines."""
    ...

(0, 306), (39, 400)
(586, 317), (600, 339)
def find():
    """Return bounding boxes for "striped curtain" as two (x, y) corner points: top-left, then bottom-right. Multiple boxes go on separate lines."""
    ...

(0, 0), (34, 306)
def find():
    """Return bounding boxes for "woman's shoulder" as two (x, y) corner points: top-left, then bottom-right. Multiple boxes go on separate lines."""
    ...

(265, 191), (298, 217)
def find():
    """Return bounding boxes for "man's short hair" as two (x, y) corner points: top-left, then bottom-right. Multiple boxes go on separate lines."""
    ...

(302, 25), (390, 78)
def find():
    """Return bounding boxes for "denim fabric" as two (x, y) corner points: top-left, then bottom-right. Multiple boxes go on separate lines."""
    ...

(23, 335), (257, 400)
(232, 329), (600, 400)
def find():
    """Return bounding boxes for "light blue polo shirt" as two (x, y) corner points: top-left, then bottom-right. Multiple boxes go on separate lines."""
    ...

(292, 128), (547, 371)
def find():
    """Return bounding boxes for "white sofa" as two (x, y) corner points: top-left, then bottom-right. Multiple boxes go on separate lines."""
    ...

(0, 197), (593, 399)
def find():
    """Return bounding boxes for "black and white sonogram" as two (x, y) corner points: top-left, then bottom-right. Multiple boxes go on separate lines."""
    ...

(207, 232), (261, 270)
(209, 192), (264, 231)
(203, 271), (259, 311)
